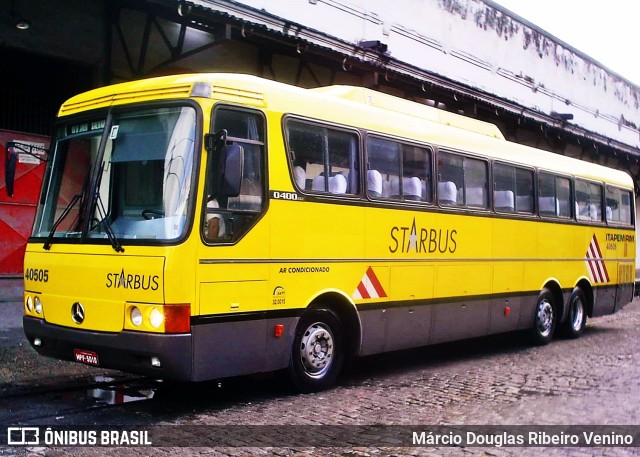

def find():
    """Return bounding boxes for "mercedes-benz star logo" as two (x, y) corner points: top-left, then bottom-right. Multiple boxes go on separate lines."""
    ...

(71, 302), (85, 324)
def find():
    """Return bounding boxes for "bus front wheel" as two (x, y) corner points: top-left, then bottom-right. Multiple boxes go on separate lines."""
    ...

(530, 288), (556, 345)
(288, 308), (344, 393)
(559, 288), (587, 339)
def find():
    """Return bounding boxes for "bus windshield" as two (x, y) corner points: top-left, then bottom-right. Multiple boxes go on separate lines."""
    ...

(33, 105), (197, 243)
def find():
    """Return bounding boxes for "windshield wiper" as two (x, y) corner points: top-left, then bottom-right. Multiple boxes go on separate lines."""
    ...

(43, 194), (82, 250)
(93, 191), (124, 253)
(90, 160), (124, 253)
(43, 168), (93, 250)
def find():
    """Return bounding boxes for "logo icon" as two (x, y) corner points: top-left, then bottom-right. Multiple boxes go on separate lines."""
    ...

(7, 427), (40, 445)
(71, 302), (85, 324)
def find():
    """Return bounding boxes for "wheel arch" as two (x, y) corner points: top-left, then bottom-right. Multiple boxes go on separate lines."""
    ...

(541, 278), (564, 317)
(305, 288), (362, 361)
(574, 276), (594, 318)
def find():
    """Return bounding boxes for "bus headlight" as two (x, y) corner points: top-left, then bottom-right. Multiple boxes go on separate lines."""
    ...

(130, 307), (143, 326)
(34, 296), (43, 315)
(124, 303), (190, 333)
(24, 294), (44, 317)
(149, 308), (164, 329)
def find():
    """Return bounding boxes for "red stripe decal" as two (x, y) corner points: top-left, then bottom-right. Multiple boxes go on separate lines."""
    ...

(366, 267), (387, 298)
(357, 282), (370, 299)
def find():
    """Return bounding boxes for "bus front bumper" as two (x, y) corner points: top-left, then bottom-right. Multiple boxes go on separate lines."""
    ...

(23, 316), (193, 381)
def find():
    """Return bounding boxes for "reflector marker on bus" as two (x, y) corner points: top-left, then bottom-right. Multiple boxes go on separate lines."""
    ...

(585, 234), (610, 284)
(353, 267), (387, 300)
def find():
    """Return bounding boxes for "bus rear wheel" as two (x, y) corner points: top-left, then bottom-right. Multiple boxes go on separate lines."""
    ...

(560, 288), (587, 339)
(530, 288), (556, 345)
(288, 308), (344, 393)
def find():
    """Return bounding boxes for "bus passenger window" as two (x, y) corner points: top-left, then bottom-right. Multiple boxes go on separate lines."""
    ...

(463, 157), (488, 208)
(285, 120), (359, 195)
(576, 179), (602, 222)
(438, 152), (488, 208)
(515, 168), (534, 214)
(366, 137), (432, 202)
(606, 186), (632, 225)
(557, 178), (571, 218)
(493, 163), (516, 212)
(494, 163), (534, 214)
(367, 137), (400, 200)
(539, 173), (571, 218)
(438, 152), (461, 206)
(402, 144), (432, 202)
(620, 190), (632, 224)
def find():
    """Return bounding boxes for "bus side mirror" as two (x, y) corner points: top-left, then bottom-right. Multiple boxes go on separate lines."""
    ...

(4, 144), (17, 197)
(221, 143), (244, 197)
(3, 141), (48, 197)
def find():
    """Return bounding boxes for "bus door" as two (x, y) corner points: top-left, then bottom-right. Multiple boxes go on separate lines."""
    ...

(194, 107), (272, 379)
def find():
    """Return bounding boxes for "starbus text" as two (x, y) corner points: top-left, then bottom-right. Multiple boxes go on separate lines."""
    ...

(106, 269), (159, 290)
(389, 219), (457, 254)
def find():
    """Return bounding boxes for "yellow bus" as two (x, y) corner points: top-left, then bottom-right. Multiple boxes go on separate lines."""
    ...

(8, 73), (635, 392)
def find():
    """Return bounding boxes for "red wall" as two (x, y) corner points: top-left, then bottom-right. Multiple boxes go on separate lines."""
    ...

(0, 130), (50, 275)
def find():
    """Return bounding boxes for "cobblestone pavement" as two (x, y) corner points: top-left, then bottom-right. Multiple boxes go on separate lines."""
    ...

(3, 298), (640, 457)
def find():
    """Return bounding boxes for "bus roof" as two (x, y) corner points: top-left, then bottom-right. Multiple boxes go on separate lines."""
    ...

(311, 85), (505, 140)
(58, 73), (634, 189)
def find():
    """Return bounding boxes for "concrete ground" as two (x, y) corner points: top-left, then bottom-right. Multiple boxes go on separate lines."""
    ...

(0, 278), (25, 347)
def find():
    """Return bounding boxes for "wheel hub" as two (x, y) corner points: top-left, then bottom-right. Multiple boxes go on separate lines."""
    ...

(571, 297), (584, 331)
(299, 323), (334, 378)
(537, 299), (554, 337)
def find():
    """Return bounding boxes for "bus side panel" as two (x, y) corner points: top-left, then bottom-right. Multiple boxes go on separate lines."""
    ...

(384, 265), (434, 352)
(384, 305), (432, 352)
(191, 319), (266, 380)
(593, 285), (616, 317)
(428, 263), (491, 344)
(191, 317), (297, 381)
(489, 262), (527, 334)
(358, 266), (496, 354)
(358, 309), (387, 356)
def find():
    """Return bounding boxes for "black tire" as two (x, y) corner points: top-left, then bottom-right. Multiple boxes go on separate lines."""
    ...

(530, 288), (556, 345)
(560, 287), (587, 339)
(287, 308), (344, 393)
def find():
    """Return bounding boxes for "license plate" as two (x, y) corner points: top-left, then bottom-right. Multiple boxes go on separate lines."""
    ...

(73, 349), (99, 366)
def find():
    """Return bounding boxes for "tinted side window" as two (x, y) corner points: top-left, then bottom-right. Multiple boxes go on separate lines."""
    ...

(493, 163), (534, 214)
(575, 179), (603, 222)
(464, 157), (488, 208)
(366, 137), (432, 202)
(515, 168), (534, 214)
(539, 172), (571, 218)
(606, 186), (633, 225)
(367, 137), (399, 199)
(286, 120), (359, 195)
(438, 151), (488, 208)
(493, 163), (515, 212)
